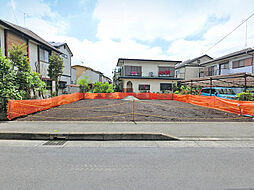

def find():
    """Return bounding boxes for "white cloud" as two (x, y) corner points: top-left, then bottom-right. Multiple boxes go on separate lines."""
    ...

(93, 0), (208, 42)
(50, 36), (168, 78)
(1, 0), (254, 78)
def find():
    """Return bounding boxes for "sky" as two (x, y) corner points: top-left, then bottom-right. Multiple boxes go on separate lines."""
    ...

(0, 0), (254, 78)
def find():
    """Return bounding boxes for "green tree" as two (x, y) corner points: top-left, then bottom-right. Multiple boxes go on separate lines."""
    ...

(91, 82), (114, 93)
(0, 50), (22, 117)
(8, 44), (46, 99)
(48, 53), (64, 96)
(78, 76), (92, 93)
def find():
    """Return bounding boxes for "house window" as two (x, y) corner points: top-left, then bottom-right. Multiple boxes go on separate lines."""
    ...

(43, 80), (52, 90)
(124, 66), (142, 76)
(232, 58), (253, 68)
(158, 66), (174, 77)
(59, 81), (67, 89)
(160, 83), (172, 91)
(207, 66), (216, 76)
(197, 59), (200, 64)
(61, 54), (68, 59)
(139, 84), (150, 91)
(221, 63), (229, 69)
(40, 48), (49, 62)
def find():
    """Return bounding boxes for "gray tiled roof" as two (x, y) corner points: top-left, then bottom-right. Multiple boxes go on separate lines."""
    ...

(175, 54), (212, 69)
(200, 48), (254, 65)
(49, 42), (65, 47)
(49, 41), (73, 56)
(0, 19), (60, 53)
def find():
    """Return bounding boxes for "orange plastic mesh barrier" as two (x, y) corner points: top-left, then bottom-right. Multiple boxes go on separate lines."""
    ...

(173, 94), (254, 116)
(83, 92), (173, 100)
(7, 92), (254, 120)
(7, 92), (83, 120)
(7, 92), (173, 120)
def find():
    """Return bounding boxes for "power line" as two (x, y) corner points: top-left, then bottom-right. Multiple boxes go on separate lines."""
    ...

(202, 13), (254, 55)
(10, 1), (18, 24)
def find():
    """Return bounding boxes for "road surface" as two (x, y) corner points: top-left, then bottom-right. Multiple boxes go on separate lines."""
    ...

(0, 140), (254, 190)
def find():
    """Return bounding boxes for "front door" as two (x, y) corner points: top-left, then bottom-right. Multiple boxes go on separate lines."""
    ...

(126, 81), (133, 92)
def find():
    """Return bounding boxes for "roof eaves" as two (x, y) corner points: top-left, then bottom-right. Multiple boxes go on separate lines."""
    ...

(200, 48), (254, 66)
(49, 42), (73, 56)
(0, 19), (61, 53)
(118, 58), (181, 63)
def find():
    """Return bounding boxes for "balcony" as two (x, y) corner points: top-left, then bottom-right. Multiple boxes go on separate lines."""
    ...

(114, 66), (179, 79)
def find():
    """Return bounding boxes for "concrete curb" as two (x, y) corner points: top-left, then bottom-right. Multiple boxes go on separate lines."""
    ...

(0, 132), (179, 141)
(179, 137), (254, 141)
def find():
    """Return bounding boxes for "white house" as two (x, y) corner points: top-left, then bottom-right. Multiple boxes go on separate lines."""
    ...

(49, 42), (74, 94)
(114, 58), (182, 93)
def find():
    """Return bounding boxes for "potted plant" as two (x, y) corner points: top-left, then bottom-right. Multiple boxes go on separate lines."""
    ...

(158, 70), (170, 76)
(130, 71), (137, 75)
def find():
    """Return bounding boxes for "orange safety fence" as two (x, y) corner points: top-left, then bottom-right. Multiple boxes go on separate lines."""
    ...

(173, 94), (254, 116)
(7, 92), (173, 120)
(7, 92), (83, 120)
(83, 92), (173, 100)
(7, 92), (254, 120)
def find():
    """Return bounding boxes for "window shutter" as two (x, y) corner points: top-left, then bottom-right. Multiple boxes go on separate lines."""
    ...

(244, 58), (252, 66)
(232, 61), (238, 68)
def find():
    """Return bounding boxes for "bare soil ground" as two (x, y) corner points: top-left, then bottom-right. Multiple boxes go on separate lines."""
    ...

(16, 99), (253, 122)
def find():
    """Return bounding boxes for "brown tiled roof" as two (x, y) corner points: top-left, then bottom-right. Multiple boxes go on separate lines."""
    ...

(72, 65), (111, 81)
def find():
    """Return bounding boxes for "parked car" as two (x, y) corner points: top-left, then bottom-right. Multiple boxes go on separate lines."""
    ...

(200, 87), (237, 100)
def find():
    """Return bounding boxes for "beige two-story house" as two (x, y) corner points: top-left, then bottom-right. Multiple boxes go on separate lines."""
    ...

(72, 65), (112, 84)
(114, 58), (182, 93)
(175, 55), (212, 80)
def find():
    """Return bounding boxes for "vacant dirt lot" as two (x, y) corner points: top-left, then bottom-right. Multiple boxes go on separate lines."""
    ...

(16, 99), (253, 122)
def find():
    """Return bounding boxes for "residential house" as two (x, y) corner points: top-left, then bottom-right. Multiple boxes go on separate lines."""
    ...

(114, 58), (182, 93)
(175, 55), (212, 80)
(49, 42), (73, 94)
(71, 67), (77, 84)
(0, 19), (62, 94)
(72, 65), (112, 84)
(199, 48), (254, 77)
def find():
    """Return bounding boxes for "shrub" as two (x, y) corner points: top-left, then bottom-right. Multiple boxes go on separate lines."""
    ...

(78, 77), (91, 93)
(91, 82), (114, 93)
(236, 91), (254, 101)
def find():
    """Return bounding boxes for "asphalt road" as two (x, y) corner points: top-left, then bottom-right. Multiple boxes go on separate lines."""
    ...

(1, 121), (254, 138)
(0, 142), (254, 190)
